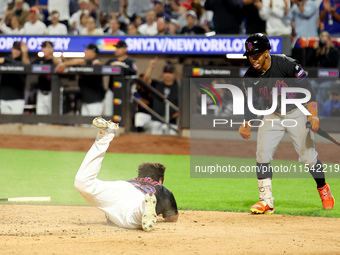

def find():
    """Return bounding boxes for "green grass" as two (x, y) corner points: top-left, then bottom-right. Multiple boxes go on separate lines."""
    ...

(0, 148), (339, 218)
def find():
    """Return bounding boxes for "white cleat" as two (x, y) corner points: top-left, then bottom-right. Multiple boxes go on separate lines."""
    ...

(142, 193), (157, 232)
(92, 117), (119, 133)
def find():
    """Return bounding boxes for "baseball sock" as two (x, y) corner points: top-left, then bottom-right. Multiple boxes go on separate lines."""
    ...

(256, 163), (272, 180)
(309, 159), (326, 188)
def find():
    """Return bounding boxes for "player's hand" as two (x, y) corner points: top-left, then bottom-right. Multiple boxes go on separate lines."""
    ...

(149, 57), (158, 69)
(20, 42), (28, 53)
(307, 101), (319, 132)
(238, 121), (251, 141)
(54, 62), (65, 72)
(92, 59), (101, 65)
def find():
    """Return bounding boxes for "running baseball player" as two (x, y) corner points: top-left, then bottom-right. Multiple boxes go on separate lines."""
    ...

(74, 117), (178, 231)
(239, 33), (335, 214)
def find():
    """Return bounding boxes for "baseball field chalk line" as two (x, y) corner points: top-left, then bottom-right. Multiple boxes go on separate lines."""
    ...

(0, 197), (51, 202)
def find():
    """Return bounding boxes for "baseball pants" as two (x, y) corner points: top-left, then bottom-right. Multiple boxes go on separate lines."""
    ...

(256, 107), (318, 167)
(74, 131), (145, 229)
(0, 99), (25, 114)
(81, 102), (104, 116)
(36, 90), (52, 115)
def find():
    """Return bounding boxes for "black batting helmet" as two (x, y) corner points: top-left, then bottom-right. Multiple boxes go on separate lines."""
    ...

(244, 33), (271, 56)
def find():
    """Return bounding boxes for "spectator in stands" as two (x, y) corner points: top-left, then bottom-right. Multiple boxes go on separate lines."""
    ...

(154, 0), (172, 21)
(242, 0), (266, 34)
(98, 0), (121, 19)
(204, 0), (243, 34)
(285, 0), (318, 38)
(48, 0), (71, 28)
(180, 9), (205, 34)
(0, 10), (23, 34)
(134, 15), (144, 27)
(98, 11), (110, 33)
(156, 17), (170, 35)
(80, 16), (104, 35)
(127, 22), (139, 35)
(311, 31), (340, 111)
(191, 1), (213, 33)
(176, 1), (190, 28)
(106, 17), (125, 35)
(21, 7), (47, 35)
(8, 0), (29, 27)
(321, 80), (340, 117)
(138, 10), (158, 36)
(135, 57), (179, 135)
(31, 41), (61, 115)
(319, 0), (340, 37)
(169, 18), (181, 35)
(70, 0), (90, 33)
(126, 0), (153, 20)
(54, 44), (105, 117)
(46, 10), (68, 35)
(0, 41), (30, 115)
(73, 11), (89, 35)
(312, 31), (339, 67)
(0, 0), (12, 21)
(258, 0), (292, 36)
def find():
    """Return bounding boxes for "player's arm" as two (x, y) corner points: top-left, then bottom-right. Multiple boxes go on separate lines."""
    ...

(20, 42), (30, 65)
(319, 0), (330, 21)
(54, 58), (87, 72)
(143, 57), (158, 85)
(292, 62), (319, 132)
(126, 60), (138, 75)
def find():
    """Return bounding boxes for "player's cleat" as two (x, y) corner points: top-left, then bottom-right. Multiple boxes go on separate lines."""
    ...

(250, 202), (274, 214)
(142, 193), (157, 232)
(92, 117), (119, 134)
(317, 183), (335, 210)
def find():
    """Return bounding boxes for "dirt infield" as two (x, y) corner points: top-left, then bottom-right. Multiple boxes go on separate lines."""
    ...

(1, 133), (340, 254)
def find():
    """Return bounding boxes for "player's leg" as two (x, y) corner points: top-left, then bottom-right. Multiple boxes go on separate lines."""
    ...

(81, 102), (104, 116)
(74, 117), (153, 229)
(74, 117), (119, 207)
(251, 115), (285, 214)
(286, 110), (334, 209)
(1, 99), (25, 114)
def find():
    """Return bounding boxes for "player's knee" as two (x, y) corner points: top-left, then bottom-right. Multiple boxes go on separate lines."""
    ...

(300, 155), (317, 168)
(256, 154), (272, 164)
(74, 175), (88, 194)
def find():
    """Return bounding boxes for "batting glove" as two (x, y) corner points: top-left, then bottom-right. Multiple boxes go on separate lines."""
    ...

(307, 101), (319, 132)
(239, 121), (251, 141)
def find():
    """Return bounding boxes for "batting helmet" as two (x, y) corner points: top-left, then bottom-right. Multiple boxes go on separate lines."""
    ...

(243, 33), (271, 56)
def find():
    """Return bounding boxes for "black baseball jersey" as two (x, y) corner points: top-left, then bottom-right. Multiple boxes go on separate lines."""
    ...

(106, 56), (138, 92)
(78, 59), (105, 104)
(0, 55), (26, 100)
(151, 79), (179, 124)
(243, 55), (316, 120)
(127, 177), (178, 218)
(31, 58), (54, 91)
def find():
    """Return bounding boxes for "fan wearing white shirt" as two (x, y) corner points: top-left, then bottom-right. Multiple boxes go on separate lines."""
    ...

(138, 10), (158, 36)
(80, 16), (104, 35)
(46, 10), (68, 35)
(22, 7), (46, 35)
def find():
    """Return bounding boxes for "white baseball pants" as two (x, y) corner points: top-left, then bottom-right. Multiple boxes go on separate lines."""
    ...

(74, 131), (145, 229)
(0, 99), (25, 114)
